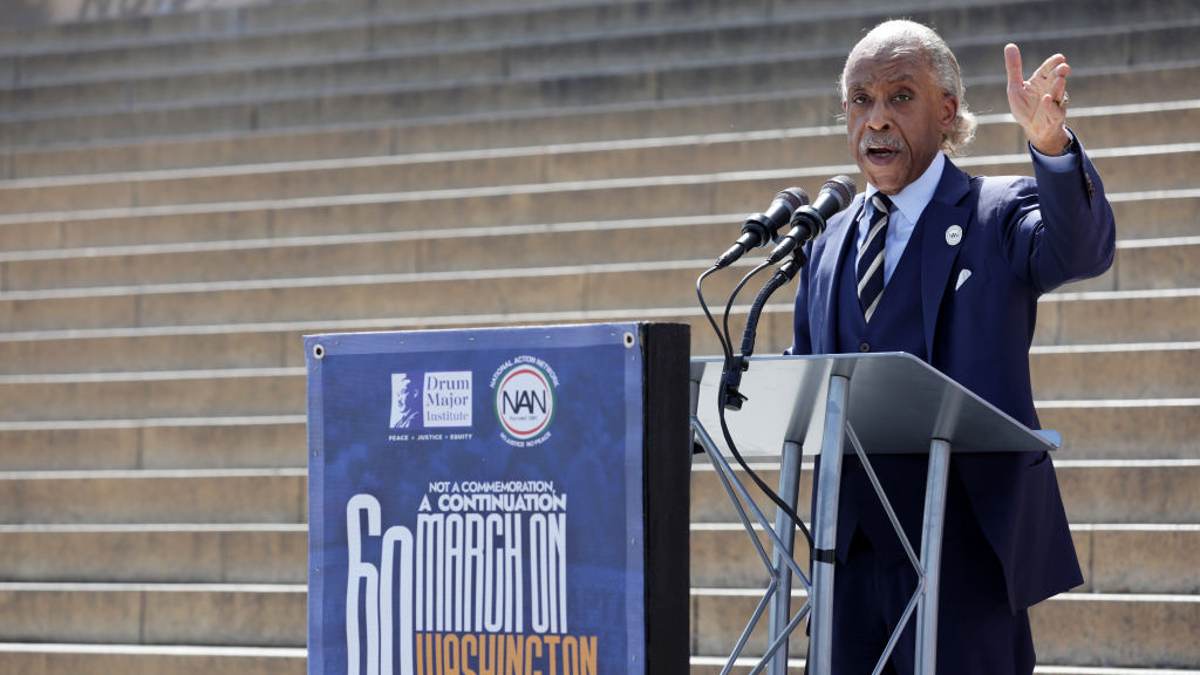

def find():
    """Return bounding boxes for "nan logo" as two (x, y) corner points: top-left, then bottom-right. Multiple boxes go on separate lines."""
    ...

(390, 371), (473, 430)
(491, 356), (559, 446)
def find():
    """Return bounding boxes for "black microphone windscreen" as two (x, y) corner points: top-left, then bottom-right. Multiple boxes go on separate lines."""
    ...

(777, 187), (810, 210)
(823, 175), (857, 210)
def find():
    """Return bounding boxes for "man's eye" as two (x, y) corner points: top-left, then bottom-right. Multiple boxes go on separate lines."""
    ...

(851, 95), (868, 104)
(894, 93), (912, 102)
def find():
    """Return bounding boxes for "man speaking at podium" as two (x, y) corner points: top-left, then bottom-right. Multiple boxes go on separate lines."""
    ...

(787, 20), (1116, 674)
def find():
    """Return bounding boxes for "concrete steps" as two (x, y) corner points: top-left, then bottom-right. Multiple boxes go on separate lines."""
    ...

(0, 220), (1193, 302)
(3, 96), (1196, 184)
(0, 643), (306, 675)
(0, 416), (307, 471)
(14, 521), (1192, 592)
(18, 520), (1190, 593)
(689, 587), (1200, 668)
(0, 524), (306, 583)
(0, 241), (1193, 336)
(0, 142), (1193, 257)
(0, 285), (1192, 376)
(689, 456), (1200, 667)
(2, 6), (1196, 114)
(1037, 399), (1200, 460)
(5, 11), (1197, 120)
(0, 468), (307, 524)
(7, 0), (1192, 87)
(688, 461), (1200, 525)
(690, 522), (1200, 594)
(0, 393), (1192, 478)
(4, 42), (1200, 148)
(0, 101), (1194, 216)
(0, 0), (1195, 672)
(0, 340), (1189, 418)
(0, 582), (305, 646)
(690, 661), (1195, 675)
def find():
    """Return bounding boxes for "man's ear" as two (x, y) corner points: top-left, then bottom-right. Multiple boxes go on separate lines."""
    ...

(941, 94), (959, 131)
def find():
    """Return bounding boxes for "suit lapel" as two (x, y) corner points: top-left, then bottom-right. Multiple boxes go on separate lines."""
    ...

(919, 162), (973, 360)
(810, 197), (864, 353)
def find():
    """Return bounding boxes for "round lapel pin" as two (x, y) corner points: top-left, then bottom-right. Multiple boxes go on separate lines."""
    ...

(945, 225), (963, 246)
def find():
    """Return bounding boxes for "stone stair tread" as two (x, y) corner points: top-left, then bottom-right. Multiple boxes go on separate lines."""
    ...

(4, 49), (1199, 147)
(2, 96), (1196, 181)
(0, 642), (305, 655)
(0, 640), (306, 675)
(0, 0), (1194, 671)
(0, 230), (1191, 298)
(690, 458), (1200, 523)
(0, 0), (753, 56)
(0, 398), (1189, 472)
(0, 282), (1185, 358)
(690, 522), (1200, 594)
(0, 415), (305, 472)
(0, 341), (1187, 374)
(3, 15), (1197, 102)
(8, 0), (1193, 76)
(0, 144), (1193, 241)
(688, 659), (1200, 675)
(4, 60), (1198, 152)
(1, 104), (1197, 219)
(0, 523), (306, 584)
(690, 588), (1200, 667)
(0, 195), (1188, 263)
(0, 0), (573, 52)
(0, 581), (306, 647)
(0, 468), (307, 525)
(0, 286), (1190, 339)
(0, 257), (1195, 346)
(4, 14), (1195, 121)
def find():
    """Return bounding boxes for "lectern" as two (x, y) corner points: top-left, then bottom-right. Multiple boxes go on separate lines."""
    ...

(690, 352), (1060, 675)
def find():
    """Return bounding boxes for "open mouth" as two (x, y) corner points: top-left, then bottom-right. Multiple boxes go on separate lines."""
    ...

(862, 136), (902, 163)
(866, 146), (898, 161)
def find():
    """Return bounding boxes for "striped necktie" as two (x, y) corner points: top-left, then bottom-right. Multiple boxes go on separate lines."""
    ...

(856, 193), (893, 322)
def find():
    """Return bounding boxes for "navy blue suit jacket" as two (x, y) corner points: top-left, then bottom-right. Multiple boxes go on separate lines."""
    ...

(789, 141), (1116, 611)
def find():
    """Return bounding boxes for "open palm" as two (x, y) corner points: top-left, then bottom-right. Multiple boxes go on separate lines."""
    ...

(1004, 43), (1072, 155)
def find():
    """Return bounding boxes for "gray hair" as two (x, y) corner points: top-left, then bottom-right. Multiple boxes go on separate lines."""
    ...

(839, 20), (977, 156)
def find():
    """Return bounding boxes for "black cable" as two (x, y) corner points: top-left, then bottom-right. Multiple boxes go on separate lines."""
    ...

(696, 265), (733, 368)
(697, 263), (814, 552)
(716, 389), (814, 551)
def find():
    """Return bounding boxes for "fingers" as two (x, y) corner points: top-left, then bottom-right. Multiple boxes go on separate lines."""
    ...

(1034, 53), (1068, 81)
(1006, 44), (1071, 92)
(1004, 43), (1024, 91)
(1038, 93), (1070, 138)
(1049, 68), (1069, 103)
(1040, 93), (1063, 120)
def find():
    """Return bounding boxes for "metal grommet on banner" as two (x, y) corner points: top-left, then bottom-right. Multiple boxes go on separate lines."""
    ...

(623, 332), (636, 348)
(312, 344), (325, 359)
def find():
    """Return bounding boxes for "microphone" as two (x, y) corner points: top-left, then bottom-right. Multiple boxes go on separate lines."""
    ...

(767, 175), (857, 264)
(715, 187), (809, 269)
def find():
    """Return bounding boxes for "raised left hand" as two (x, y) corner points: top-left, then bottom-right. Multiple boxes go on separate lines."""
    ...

(1004, 43), (1072, 155)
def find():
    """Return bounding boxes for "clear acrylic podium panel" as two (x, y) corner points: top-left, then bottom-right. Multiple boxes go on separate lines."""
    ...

(690, 352), (1059, 457)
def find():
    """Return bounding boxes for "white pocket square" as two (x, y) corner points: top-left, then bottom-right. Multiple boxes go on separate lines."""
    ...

(955, 269), (972, 291)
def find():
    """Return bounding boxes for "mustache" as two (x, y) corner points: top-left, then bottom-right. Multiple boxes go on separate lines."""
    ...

(860, 134), (904, 153)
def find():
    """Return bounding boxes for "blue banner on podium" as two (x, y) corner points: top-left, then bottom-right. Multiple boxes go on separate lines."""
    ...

(306, 323), (647, 675)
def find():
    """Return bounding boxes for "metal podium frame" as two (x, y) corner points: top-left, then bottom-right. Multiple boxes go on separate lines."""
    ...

(689, 353), (1060, 675)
